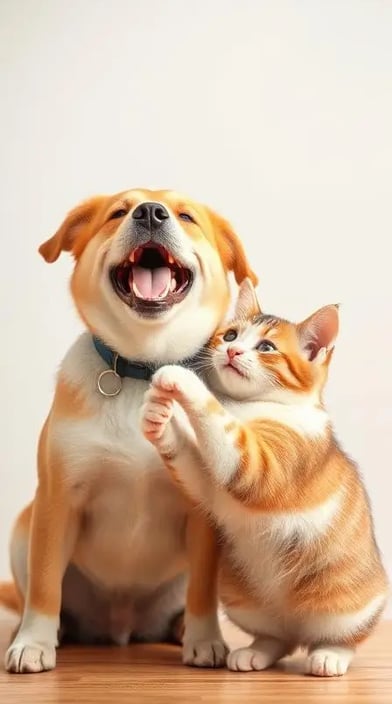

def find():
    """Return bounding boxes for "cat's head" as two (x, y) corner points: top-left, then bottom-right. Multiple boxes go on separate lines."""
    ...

(207, 279), (339, 403)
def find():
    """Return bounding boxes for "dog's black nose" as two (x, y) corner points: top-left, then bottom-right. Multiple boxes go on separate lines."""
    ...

(132, 202), (170, 229)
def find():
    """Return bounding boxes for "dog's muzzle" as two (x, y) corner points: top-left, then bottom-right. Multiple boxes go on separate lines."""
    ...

(109, 202), (194, 317)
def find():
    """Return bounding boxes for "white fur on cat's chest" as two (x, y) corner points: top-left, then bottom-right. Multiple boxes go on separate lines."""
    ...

(207, 389), (334, 598)
(215, 488), (343, 607)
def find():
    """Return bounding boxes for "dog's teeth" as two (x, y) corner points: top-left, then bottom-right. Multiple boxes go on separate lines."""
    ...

(129, 250), (136, 263)
(132, 280), (143, 298)
(159, 279), (171, 298)
(170, 276), (176, 292)
(168, 254), (174, 265)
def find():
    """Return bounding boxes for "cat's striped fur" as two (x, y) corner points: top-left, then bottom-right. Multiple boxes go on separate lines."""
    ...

(141, 280), (388, 676)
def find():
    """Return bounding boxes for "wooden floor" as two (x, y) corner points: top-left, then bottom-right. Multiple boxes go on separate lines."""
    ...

(0, 612), (391, 703)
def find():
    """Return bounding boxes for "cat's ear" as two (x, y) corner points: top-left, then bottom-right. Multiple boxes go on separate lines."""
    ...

(234, 278), (262, 319)
(297, 304), (339, 363)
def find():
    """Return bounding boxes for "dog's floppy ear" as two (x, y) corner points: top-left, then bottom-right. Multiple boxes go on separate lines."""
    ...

(39, 196), (105, 263)
(209, 209), (258, 286)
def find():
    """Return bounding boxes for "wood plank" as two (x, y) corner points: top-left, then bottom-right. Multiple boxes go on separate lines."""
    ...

(0, 611), (391, 703)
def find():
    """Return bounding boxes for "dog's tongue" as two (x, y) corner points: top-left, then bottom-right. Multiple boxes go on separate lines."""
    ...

(131, 266), (171, 300)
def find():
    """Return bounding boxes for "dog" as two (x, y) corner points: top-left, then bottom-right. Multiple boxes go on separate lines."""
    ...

(1, 188), (256, 673)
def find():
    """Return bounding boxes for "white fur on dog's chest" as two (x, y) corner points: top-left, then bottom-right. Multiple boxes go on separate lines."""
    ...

(54, 334), (188, 590)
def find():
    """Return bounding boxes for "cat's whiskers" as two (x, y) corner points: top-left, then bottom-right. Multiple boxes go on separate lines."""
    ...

(193, 361), (215, 374)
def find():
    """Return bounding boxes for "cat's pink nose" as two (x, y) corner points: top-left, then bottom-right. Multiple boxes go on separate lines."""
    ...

(227, 347), (243, 360)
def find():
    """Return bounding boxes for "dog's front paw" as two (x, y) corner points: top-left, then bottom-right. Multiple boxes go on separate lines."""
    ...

(141, 390), (173, 444)
(183, 637), (228, 668)
(5, 640), (56, 674)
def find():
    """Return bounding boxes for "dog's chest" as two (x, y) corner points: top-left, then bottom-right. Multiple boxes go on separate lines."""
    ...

(54, 337), (188, 589)
(72, 458), (188, 589)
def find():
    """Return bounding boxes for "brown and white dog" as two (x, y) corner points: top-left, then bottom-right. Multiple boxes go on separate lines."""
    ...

(1, 189), (256, 673)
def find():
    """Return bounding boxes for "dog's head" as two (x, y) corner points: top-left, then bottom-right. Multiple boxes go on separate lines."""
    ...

(39, 189), (257, 361)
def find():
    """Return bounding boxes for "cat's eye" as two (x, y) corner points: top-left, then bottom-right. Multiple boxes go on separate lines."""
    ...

(223, 329), (238, 342)
(179, 212), (195, 223)
(109, 208), (128, 220)
(257, 339), (277, 353)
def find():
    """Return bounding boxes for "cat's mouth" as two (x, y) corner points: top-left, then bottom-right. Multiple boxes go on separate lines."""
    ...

(224, 361), (246, 378)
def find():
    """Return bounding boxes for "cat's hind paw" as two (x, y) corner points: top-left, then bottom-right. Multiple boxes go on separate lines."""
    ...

(227, 637), (291, 672)
(228, 646), (275, 672)
(305, 647), (353, 677)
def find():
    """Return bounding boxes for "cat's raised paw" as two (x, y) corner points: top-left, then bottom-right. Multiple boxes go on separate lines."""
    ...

(305, 647), (353, 677)
(183, 639), (228, 668)
(152, 365), (209, 406)
(152, 365), (196, 396)
(140, 393), (173, 442)
(5, 641), (56, 673)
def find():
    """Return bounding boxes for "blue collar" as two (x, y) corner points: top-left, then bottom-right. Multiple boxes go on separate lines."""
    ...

(93, 336), (200, 381)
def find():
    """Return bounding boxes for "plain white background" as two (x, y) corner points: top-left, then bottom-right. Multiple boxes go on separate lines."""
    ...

(0, 1), (391, 614)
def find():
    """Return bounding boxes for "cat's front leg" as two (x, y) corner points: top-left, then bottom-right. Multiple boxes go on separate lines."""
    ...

(147, 364), (213, 469)
(151, 364), (212, 410)
(142, 364), (211, 455)
(141, 378), (210, 503)
(151, 365), (240, 485)
(140, 384), (177, 458)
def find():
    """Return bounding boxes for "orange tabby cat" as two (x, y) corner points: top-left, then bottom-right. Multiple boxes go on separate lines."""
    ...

(141, 280), (388, 676)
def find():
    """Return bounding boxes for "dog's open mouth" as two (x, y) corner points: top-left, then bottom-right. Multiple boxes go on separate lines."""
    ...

(110, 243), (193, 313)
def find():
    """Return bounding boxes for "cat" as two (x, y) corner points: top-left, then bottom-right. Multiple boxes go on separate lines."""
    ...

(140, 279), (389, 677)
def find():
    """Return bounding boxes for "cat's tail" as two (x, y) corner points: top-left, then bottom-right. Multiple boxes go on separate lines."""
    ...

(0, 581), (22, 614)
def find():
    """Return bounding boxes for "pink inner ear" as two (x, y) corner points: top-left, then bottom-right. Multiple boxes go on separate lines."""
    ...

(299, 306), (339, 360)
(305, 341), (320, 361)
